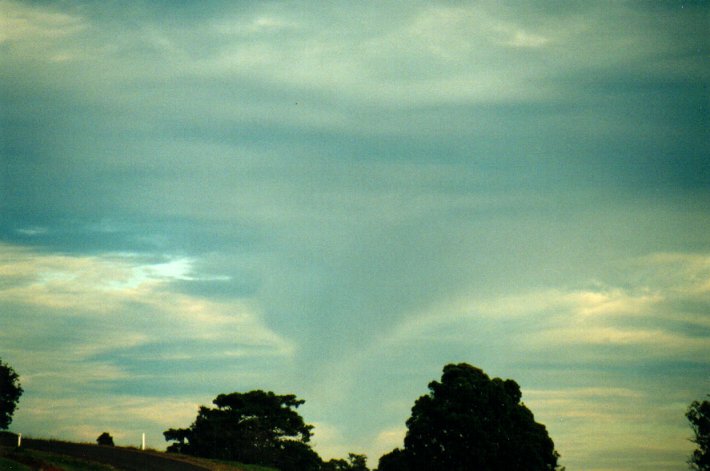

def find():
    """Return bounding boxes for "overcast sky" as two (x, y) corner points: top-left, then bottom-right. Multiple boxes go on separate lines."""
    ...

(1, 1), (708, 469)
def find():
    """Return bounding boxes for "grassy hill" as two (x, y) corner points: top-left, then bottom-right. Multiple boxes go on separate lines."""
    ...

(0, 432), (276, 471)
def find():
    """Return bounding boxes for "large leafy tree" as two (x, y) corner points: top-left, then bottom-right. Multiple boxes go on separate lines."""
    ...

(379, 363), (559, 471)
(164, 390), (320, 470)
(687, 397), (710, 471)
(0, 358), (23, 430)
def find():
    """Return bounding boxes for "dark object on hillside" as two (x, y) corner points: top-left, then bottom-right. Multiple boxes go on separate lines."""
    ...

(97, 432), (115, 446)
(164, 390), (320, 471)
(0, 357), (23, 430)
(378, 363), (560, 471)
(687, 396), (710, 470)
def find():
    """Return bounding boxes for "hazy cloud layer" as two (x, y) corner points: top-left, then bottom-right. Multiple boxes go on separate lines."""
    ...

(1, 1), (708, 469)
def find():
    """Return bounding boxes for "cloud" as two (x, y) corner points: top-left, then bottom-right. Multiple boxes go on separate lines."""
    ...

(0, 242), (295, 443)
(18, 394), (202, 447)
(15, 227), (48, 236)
(311, 421), (406, 462)
(523, 386), (693, 471)
(0, 0), (84, 43)
(372, 427), (406, 458)
(0, 0), (86, 62)
(419, 251), (706, 327)
(309, 422), (351, 461)
(325, 251), (709, 464)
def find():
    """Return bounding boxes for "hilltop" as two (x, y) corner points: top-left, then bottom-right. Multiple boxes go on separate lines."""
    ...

(0, 432), (275, 471)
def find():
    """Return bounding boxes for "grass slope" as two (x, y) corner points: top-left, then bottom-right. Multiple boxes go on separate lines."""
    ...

(1, 447), (115, 470)
(0, 455), (32, 471)
(0, 432), (278, 471)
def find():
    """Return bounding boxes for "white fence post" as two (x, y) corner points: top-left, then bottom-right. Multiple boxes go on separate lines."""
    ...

(17, 433), (21, 448)
(141, 433), (145, 451)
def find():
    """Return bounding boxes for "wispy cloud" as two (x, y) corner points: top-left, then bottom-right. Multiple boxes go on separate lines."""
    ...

(337, 252), (709, 466)
(19, 395), (202, 447)
(0, 0), (84, 43)
(0, 242), (295, 445)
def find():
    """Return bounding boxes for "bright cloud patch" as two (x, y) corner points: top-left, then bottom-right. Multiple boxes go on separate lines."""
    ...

(0, 242), (294, 446)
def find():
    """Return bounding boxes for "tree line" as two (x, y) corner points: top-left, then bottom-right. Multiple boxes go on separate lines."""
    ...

(1, 357), (708, 470)
(161, 363), (561, 471)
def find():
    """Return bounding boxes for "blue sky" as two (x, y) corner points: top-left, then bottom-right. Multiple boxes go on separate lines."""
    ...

(0, 1), (708, 469)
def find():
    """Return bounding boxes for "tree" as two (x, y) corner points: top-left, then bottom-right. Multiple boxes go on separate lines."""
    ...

(324, 453), (370, 471)
(324, 458), (350, 471)
(0, 358), (23, 430)
(273, 439), (323, 471)
(96, 432), (115, 446)
(687, 396), (710, 470)
(345, 453), (369, 471)
(164, 427), (191, 454)
(164, 390), (321, 470)
(377, 448), (407, 471)
(379, 363), (559, 471)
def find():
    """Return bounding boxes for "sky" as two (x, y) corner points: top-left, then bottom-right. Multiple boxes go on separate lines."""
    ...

(0, 0), (708, 469)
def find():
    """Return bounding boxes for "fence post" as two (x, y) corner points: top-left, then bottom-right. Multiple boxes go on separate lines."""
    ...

(17, 433), (21, 448)
(142, 433), (145, 451)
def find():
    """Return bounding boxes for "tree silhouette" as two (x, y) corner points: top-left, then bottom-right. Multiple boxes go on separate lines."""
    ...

(96, 432), (114, 446)
(687, 397), (710, 471)
(379, 363), (559, 471)
(345, 453), (369, 471)
(377, 447), (407, 471)
(324, 453), (370, 470)
(0, 358), (23, 430)
(164, 390), (320, 470)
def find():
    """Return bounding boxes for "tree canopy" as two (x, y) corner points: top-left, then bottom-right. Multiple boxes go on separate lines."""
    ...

(0, 358), (23, 430)
(164, 390), (320, 470)
(96, 432), (115, 446)
(323, 453), (370, 471)
(379, 363), (559, 471)
(687, 396), (710, 471)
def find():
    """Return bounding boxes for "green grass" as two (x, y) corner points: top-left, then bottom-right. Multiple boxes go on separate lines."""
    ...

(213, 462), (276, 471)
(0, 456), (32, 471)
(5, 448), (115, 471)
(166, 452), (279, 471)
(29, 450), (115, 470)
(234, 464), (278, 471)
